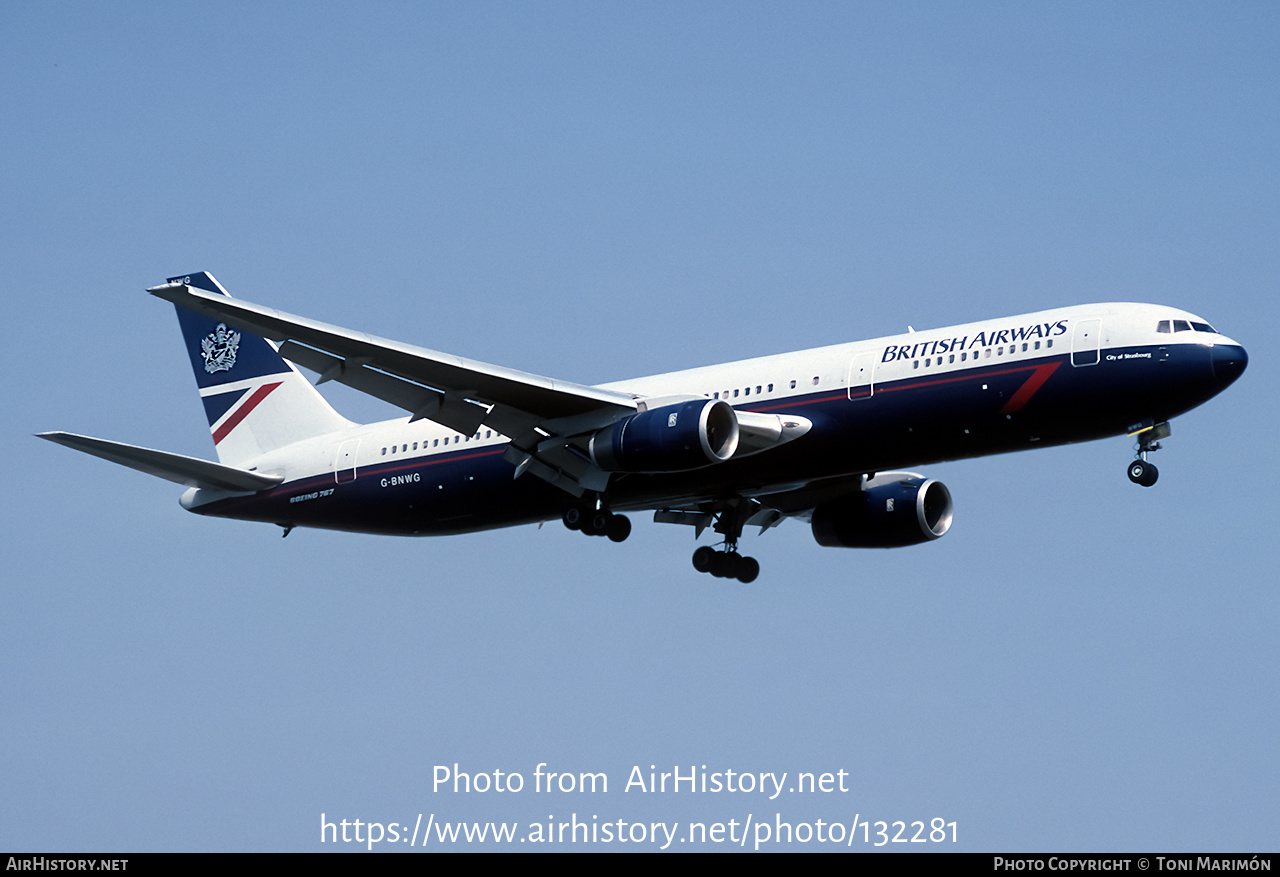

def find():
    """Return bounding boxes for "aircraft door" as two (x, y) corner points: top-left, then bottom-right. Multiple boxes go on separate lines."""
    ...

(847, 351), (876, 400)
(1071, 319), (1102, 367)
(335, 439), (360, 483)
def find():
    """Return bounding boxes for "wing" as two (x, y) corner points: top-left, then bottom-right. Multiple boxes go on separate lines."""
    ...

(149, 282), (640, 496)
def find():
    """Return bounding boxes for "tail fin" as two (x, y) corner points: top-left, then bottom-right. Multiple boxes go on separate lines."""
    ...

(169, 272), (353, 467)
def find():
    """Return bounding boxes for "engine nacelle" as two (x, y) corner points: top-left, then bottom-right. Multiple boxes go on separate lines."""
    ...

(590, 399), (739, 473)
(811, 474), (953, 548)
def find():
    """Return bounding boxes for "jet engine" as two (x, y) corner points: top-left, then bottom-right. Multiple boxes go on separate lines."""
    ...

(590, 399), (739, 473)
(811, 473), (953, 548)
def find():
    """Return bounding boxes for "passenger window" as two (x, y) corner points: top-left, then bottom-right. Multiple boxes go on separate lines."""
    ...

(790, 380), (796, 389)
(812, 376), (819, 385)
(767, 383), (774, 392)
(733, 389), (739, 398)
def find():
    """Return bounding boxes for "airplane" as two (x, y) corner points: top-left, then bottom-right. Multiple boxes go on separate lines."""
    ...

(39, 272), (1247, 582)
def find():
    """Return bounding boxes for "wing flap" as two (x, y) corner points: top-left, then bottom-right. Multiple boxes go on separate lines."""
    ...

(37, 432), (283, 492)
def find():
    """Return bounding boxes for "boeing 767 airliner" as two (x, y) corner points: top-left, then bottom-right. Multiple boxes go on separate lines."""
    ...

(39, 272), (1247, 582)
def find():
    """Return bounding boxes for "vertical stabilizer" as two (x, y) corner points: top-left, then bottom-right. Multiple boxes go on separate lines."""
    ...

(169, 272), (353, 467)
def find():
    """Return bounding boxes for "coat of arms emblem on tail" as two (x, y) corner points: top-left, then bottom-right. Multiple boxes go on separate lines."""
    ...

(201, 323), (240, 373)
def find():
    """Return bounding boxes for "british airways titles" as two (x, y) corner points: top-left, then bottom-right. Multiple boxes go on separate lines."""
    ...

(880, 319), (1070, 363)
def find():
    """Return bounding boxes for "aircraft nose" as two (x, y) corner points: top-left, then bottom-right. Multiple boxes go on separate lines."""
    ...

(1211, 344), (1248, 389)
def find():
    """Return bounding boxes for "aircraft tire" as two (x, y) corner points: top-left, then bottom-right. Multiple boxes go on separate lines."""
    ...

(1141, 463), (1158, 486)
(709, 551), (738, 579)
(563, 507), (584, 531)
(736, 556), (760, 583)
(1128, 460), (1158, 487)
(692, 545), (716, 573)
(588, 511), (611, 536)
(606, 514), (631, 543)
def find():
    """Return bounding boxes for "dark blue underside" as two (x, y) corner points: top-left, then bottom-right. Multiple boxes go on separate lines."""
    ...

(191, 342), (1235, 535)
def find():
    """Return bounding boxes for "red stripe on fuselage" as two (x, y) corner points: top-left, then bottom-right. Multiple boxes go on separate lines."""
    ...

(764, 360), (1065, 412)
(1000, 362), (1061, 414)
(212, 382), (283, 444)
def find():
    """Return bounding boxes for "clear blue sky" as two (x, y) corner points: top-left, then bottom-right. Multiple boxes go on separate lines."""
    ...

(4, 2), (1276, 851)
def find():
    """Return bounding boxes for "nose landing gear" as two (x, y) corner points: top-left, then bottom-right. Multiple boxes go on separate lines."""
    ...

(1127, 422), (1170, 487)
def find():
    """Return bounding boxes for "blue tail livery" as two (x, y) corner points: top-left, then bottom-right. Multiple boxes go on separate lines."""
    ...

(166, 272), (351, 468)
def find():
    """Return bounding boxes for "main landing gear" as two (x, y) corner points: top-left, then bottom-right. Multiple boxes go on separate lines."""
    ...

(563, 503), (632, 542)
(691, 500), (761, 583)
(1126, 422), (1170, 488)
(567, 494), (767, 581)
(692, 545), (760, 583)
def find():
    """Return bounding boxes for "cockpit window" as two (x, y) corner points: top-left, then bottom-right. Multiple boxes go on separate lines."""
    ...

(1159, 318), (1217, 334)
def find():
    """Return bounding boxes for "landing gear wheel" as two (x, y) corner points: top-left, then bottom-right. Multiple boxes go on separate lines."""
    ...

(692, 545), (716, 573)
(606, 514), (631, 543)
(736, 556), (760, 584)
(562, 507), (584, 531)
(1127, 460), (1158, 487)
(709, 551), (738, 579)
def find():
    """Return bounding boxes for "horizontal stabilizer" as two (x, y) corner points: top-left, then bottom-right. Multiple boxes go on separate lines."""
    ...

(36, 432), (284, 492)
